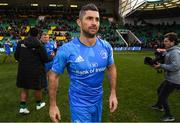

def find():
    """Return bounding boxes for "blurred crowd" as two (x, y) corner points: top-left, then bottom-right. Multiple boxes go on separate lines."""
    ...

(0, 14), (180, 49)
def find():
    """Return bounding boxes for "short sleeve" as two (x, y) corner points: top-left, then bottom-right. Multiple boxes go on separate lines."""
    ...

(51, 46), (68, 74)
(107, 43), (114, 66)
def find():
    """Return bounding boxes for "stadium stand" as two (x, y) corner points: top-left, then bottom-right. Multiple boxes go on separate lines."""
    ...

(0, 0), (179, 51)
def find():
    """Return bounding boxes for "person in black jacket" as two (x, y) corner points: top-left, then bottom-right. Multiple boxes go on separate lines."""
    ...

(14, 27), (53, 114)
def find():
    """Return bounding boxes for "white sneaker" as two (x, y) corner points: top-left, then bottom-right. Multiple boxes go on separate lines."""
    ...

(36, 102), (46, 110)
(19, 108), (30, 114)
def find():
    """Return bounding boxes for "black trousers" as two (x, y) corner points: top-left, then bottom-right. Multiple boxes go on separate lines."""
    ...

(156, 80), (180, 115)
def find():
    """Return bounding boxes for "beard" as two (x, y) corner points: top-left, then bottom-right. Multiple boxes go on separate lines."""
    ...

(82, 28), (97, 38)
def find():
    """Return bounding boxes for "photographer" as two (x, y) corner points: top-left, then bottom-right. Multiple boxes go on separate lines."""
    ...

(152, 32), (180, 122)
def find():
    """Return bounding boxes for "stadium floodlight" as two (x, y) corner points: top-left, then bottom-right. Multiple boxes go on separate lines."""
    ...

(49, 4), (56, 7)
(31, 4), (38, 7)
(0, 3), (8, 6)
(57, 4), (64, 7)
(70, 5), (78, 8)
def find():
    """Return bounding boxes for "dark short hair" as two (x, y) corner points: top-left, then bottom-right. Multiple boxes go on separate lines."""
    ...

(79, 3), (99, 19)
(29, 27), (39, 37)
(41, 32), (48, 36)
(164, 32), (178, 45)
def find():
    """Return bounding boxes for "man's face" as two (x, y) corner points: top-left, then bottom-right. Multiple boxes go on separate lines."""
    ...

(163, 38), (175, 49)
(78, 10), (100, 38)
(41, 34), (49, 43)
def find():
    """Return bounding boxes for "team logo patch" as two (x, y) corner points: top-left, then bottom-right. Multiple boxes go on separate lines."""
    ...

(100, 50), (108, 59)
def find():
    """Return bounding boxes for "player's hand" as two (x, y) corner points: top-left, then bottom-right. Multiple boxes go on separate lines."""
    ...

(50, 52), (55, 58)
(153, 62), (161, 69)
(49, 105), (61, 123)
(109, 93), (118, 113)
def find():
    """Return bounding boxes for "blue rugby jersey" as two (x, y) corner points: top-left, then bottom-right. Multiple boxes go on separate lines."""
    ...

(44, 41), (56, 56)
(51, 37), (114, 107)
(4, 42), (11, 55)
(44, 41), (56, 71)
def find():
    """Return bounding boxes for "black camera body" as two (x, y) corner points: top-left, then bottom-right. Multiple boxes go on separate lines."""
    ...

(144, 50), (165, 66)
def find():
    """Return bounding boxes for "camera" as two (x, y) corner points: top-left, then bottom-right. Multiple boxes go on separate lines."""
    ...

(144, 49), (165, 66)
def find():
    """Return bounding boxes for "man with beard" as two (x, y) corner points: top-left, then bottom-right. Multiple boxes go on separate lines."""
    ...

(49, 3), (118, 122)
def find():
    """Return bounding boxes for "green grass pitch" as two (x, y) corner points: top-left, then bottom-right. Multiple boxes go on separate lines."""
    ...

(0, 51), (179, 122)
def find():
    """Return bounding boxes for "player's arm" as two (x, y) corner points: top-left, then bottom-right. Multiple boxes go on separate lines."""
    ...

(160, 52), (180, 71)
(107, 63), (118, 113)
(49, 70), (61, 122)
(38, 44), (53, 63)
(14, 42), (21, 61)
